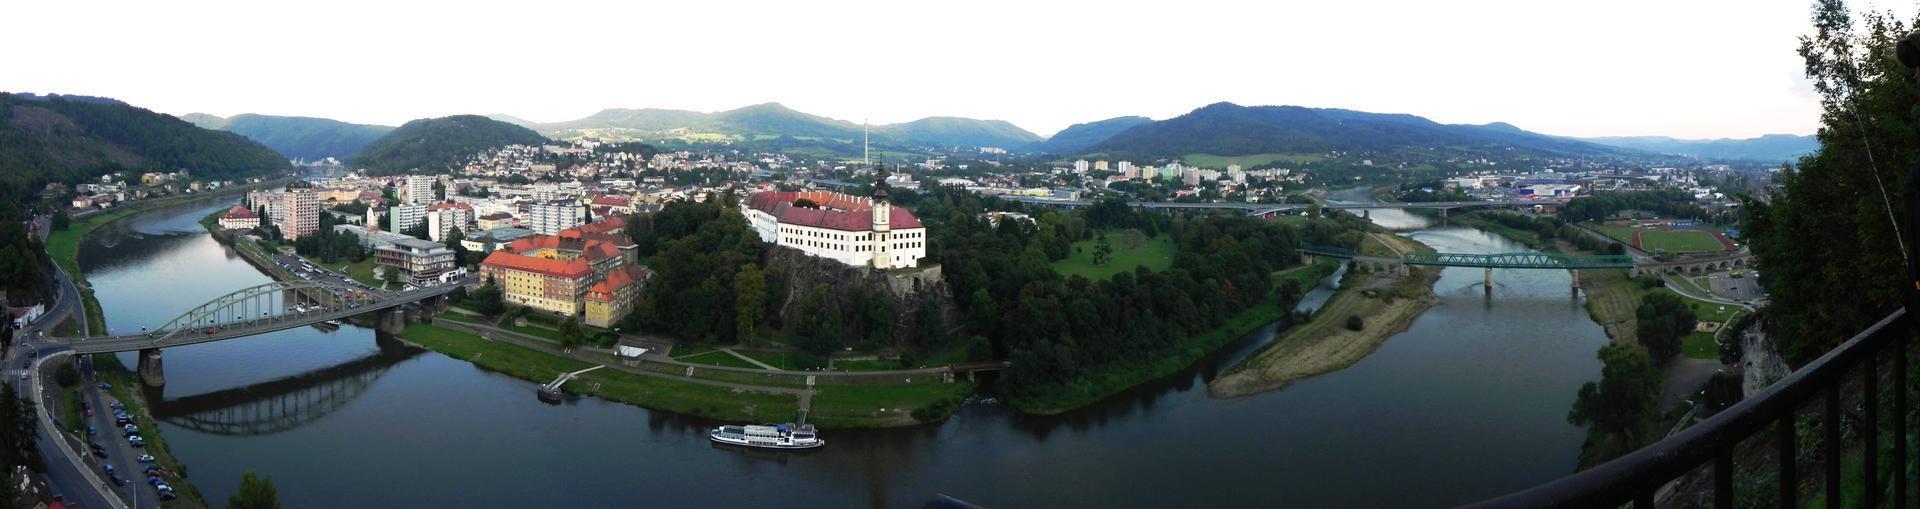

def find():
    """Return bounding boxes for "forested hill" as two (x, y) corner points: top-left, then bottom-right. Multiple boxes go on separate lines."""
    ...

(1083, 102), (1635, 160)
(1579, 134), (1816, 163)
(499, 102), (1042, 149)
(349, 115), (545, 174)
(0, 93), (291, 198)
(184, 113), (393, 162)
(1023, 116), (1153, 154)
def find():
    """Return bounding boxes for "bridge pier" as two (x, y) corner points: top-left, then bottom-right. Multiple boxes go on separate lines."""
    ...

(376, 308), (408, 335)
(1363, 209), (1371, 220)
(1484, 268), (1493, 297)
(1570, 269), (1580, 297)
(1439, 208), (1448, 226)
(137, 348), (165, 387)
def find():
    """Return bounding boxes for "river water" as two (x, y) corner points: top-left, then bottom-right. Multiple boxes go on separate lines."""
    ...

(75, 194), (1608, 508)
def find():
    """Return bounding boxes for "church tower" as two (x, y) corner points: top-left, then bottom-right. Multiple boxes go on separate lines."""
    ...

(870, 179), (892, 270)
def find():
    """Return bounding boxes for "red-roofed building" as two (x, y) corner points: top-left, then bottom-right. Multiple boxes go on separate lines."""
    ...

(584, 264), (651, 327)
(218, 205), (260, 230)
(740, 188), (927, 269)
(479, 220), (641, 317)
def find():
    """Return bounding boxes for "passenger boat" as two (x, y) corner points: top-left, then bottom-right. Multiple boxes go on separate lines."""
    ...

(708, 423), (823, 449)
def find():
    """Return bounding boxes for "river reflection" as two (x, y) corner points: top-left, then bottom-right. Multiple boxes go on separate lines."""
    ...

(75, 194), (1607, 508)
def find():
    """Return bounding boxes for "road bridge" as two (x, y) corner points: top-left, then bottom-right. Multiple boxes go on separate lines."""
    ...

(1300, 245), (1635, 296)
(57, 280), (459, 386)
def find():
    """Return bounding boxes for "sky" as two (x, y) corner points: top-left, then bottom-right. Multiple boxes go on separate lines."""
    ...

(0, 0), (1847, 139)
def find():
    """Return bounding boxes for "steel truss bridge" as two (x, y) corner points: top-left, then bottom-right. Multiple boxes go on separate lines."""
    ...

(1301, 245), (1636, 270)
(63, 280), (459, 354)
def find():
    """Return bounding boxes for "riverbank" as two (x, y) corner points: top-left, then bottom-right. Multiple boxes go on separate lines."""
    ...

(1209, 234), (1442, 398)
(44, 178), (291, 337)
(1005, 258), (1343, 414)
(90, 355), (211, 508)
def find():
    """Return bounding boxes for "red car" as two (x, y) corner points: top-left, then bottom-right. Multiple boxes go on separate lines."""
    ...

(203, 327), (219, 334)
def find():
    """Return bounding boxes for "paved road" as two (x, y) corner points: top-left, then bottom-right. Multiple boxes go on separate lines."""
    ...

(11, 330), (124, 508)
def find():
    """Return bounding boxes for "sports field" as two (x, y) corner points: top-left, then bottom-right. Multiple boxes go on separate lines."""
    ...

(1594, 224), (1730, 253)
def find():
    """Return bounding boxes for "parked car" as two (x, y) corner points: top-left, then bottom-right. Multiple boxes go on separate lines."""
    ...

(85, 426), (95, 436)
(97, 383), (111, 390)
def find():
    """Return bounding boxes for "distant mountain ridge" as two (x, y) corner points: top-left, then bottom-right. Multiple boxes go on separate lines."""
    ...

(1024, 116), (1154, 154)
(495, 102), (1042, 149)
(350, 115), (545, 174)
(184, 113), (393, 162)
(1080, 102), (1635, 160)
(1579, 134), (1815, 162)
(0, 92), (290, 196)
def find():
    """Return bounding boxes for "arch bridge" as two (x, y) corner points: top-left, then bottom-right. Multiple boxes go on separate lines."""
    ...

(63, 280), (460, 355)
(149, 347), (421, 436)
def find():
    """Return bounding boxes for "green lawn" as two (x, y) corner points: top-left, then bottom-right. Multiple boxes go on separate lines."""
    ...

(670, 345), (716, 358)
(675, 350), (766, 370)
(1637, 229), (1727, 253)
(1682, 331), (1720, 359)
(1182, 152), (1325, 169)
(808, 382), (973, 428)
(738, 350), (805, 370)
(832, 359), (904, 371)
(1052, 229), (1176, 281)
(1595, 225), (1636, 244)
(397, 323), (803, 422)
(331, 258), (383, 288)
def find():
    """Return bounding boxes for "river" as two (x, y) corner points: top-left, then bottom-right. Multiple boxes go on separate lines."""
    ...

(75, 194), (1608, 508)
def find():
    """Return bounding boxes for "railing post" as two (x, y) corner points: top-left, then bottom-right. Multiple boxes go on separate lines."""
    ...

(1714, 449), (1733, 509)
(1780, 415), (1796, 509)
(1824, 383), (1841, 508)
(1864, 350), (1878, 509)
(1896, 327), (1909, 509)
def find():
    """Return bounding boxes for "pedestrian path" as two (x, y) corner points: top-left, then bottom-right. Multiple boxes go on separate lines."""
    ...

(720, 348), (779, 370)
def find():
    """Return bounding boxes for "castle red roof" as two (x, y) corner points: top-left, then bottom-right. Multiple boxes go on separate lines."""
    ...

(744, 191), (922, 231)
(586, 265), (650, 302)
(223, 205), (257, 219)
(479, 250), (591, 278)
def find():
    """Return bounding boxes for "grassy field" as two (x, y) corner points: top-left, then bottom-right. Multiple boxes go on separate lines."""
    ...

(1051, 229), (1175, 281)
(1682, 332), (1719, 359)
(1182, 152), (1325, 169)
(1212, 262), (1440, 398)
(329, 258), (383, 288)
(1595, 225), (1636, 244)
(737, 350), (803, 370)
(674, 350), (766, 370)
(1638, 230), (1726, 253)
(398, 323), (803, 423)
(832, 359), (903, 371)
(669, 345), (716, 358)
(808, 383), (972, 428)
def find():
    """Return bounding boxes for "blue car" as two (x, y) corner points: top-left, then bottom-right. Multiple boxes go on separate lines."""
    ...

(97, 383), (111, 390)
(85, 426), (95, 436)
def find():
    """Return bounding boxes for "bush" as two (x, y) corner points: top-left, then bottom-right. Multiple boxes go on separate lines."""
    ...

(1344, 315), (1364, 331)
(55, 364), (79, 387)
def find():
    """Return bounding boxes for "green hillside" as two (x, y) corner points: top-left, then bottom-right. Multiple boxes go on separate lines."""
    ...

(349, 115), (546, 174)
(188, 113), (393, 161)
(1024, 116), (1152, 154)
(0, 93), (291, 197)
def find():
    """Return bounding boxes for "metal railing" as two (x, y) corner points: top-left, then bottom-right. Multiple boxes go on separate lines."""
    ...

(1466, 309), (1912, 508)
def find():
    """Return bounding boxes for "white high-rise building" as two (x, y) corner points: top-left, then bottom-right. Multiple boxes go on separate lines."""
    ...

(389, 204), (426, 234)
(528, 201), (582, 235)
(405, 175), (435, 205)
(426, 202), (475, 242)
(1073, 159), (1089, 174)
(1117, 161), (1136, 179)
(277, 189), (319, 240)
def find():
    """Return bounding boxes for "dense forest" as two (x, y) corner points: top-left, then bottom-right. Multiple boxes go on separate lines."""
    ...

(0, 198), (52, 306)
(349, 115), (545, 174)
(1741, 2), (1915, 365)
(1560, 190), (1707, 223)
(0, 93), (291, 199)
(188, 113), (394, 162)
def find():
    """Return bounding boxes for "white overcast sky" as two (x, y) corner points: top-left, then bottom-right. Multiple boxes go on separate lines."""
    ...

(0, 0), (1855, 139)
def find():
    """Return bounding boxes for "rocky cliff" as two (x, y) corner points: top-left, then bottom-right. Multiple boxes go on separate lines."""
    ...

(762, 246), (955, 347)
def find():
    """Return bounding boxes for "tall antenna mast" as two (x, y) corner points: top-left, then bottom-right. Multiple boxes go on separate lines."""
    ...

(862, 118), (870, 169)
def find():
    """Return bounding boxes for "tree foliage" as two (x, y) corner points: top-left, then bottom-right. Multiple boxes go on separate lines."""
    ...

(1742, 1), (1916, 365)
(227, 470), (281, 509)
(0, 93), (290, 199)
(1634, 291), (1698, 362)
(1568, 344), (1661, 448)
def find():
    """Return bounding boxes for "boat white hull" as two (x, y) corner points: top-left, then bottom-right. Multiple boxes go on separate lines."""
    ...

(708, 433), (825, 450)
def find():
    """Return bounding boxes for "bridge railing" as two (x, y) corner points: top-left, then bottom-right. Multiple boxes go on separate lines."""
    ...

(1466, 308), (1912, 508)
(1302, 245), (1360, 258)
